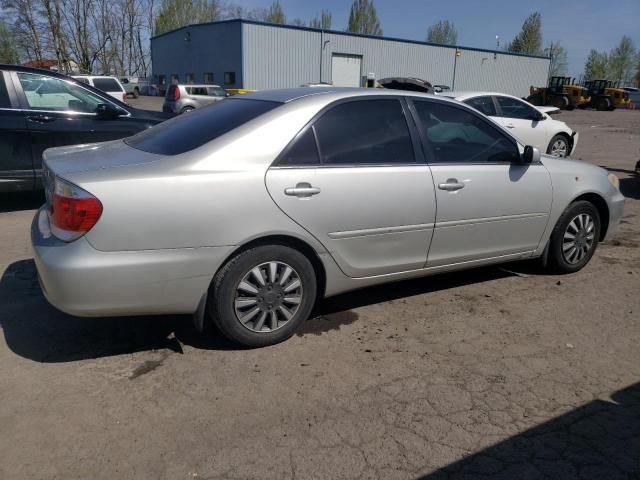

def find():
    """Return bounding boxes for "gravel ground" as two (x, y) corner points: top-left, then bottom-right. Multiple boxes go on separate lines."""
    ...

(0, 108), (638, 480)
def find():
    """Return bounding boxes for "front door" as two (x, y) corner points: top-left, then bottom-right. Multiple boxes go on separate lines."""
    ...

(409, 99), (552, 267)
(12, 71), (140, 179)
(492, 95), (549, 149)
(266, 98), (436, 278)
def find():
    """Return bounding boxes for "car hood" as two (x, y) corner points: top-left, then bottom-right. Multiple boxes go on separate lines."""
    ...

(43, 139), (163, 176)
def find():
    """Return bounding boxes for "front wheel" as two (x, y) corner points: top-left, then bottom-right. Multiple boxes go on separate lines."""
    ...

(209, 245), (317, 347)
(546, 201), (601, 273)
(547, 134), (570, 157)
(180, 106), (194, 114)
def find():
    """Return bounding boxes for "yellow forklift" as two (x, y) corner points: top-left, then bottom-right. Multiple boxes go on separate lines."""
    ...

(582, 80), (630, 110)
(527, 76), (590, 110)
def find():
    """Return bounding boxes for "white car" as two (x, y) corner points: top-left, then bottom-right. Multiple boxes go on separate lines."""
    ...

(448, 92), (578, 157)
(72, 75), (127, 103)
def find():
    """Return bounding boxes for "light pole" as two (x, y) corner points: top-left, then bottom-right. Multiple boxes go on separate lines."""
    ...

(451, 49), (461, 90)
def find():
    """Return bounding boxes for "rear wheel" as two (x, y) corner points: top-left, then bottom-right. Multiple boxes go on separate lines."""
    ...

(546, 201), (600, 273)
(596, 96), (611, 111)
(552, 95), (569, 109)
(547, 134), (570, 157)
(209, 245), (317, 347)
(180, 106), (194, 114)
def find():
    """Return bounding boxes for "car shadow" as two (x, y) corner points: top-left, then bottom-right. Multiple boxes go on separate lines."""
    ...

(417, 382), (640, 479)
(0, 191), (45, 213)
(602, 166), (639, 200)
(1, 258), (538, 363)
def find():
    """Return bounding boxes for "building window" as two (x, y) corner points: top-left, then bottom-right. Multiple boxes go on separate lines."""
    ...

(171, 74), (179, 84)
(224, 72), (236, 85)
(186, 73), (195, 84)
(204, 72), (214, 84)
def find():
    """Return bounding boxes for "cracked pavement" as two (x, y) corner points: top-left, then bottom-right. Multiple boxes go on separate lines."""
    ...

(1, 107), (639, 479)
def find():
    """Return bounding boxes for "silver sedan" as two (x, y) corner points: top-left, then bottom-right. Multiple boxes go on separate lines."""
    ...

(32, 88), (625, 346)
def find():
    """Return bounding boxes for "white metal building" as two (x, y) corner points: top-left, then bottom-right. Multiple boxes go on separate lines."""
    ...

(151, 19), (550, 97)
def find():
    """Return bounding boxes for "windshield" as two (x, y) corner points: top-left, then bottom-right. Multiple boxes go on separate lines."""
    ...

(125, 98), (280, 155)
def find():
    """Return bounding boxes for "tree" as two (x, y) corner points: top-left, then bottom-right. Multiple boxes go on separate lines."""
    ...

(507, 12), (542, 55)
(583, 49), (609, 80)
(264, 0), (285, 24)
(0, 18), (19, 63)
(426, 20), (457, 45)
(154, 0), (220, 35)
(548, 41), (568, 76)
(347, 0), (382, 36)
(608, 35), (636, 84)
(309, 9), (331, 29)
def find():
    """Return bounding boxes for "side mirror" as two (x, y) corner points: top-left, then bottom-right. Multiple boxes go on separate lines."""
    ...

(531, 111), (545, 121)
(96, 103), (122, 120)
(522, 145), (541, 164)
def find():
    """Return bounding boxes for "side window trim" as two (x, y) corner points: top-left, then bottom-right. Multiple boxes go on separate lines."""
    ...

(407, 98), (520, 165)
(273, 96), (423, 168)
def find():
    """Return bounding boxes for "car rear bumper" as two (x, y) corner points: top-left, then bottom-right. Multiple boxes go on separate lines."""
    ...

(31, 207), (233, 317)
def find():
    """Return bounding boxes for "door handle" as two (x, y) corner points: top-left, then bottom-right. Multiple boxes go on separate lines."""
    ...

(438, 179), (465, 191)
(284, 182), (321, 197)
(27, 115), (56, 123)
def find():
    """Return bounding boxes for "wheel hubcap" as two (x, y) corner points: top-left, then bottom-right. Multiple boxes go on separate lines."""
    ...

(562, 213), (595, 264)
(551, 139), (568, 157)
(234, 261), (303, 332)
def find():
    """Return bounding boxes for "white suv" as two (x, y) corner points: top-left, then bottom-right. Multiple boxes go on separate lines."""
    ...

(72, 75), (127, 103)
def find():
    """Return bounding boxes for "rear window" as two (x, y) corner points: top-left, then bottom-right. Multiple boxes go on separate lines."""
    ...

(92, 78), (124, 92)
(125, 98), (280, 155)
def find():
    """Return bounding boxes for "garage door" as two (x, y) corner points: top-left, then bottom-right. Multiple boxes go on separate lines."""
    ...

(331, 54), (362, 87)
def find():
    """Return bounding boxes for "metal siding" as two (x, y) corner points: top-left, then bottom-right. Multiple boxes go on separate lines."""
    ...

(243, 24), (320, 89)
(151, 22), (242, 88)
(453, 50), (550, 97)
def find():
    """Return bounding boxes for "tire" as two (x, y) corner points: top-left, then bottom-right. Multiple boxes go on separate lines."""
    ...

(596, 97), (611, 111)
(208, 245), (317, 347)
(546, 201), (601, 274)
(180, 106), (194, 114)
(552, 95), (569, 109)
(133, 87), (139, 99)
(547, 134), (570, 157)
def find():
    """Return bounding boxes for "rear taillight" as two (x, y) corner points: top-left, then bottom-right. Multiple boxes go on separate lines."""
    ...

(49, 177), (103, 242)
(167, 85), (180, 101)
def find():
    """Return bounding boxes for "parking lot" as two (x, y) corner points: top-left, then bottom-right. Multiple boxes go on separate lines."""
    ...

(1, 106), (639, 479)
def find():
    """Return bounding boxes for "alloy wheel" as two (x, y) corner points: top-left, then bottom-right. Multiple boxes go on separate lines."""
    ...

(550, 139), (568, 157)
(233, 261), (303, 333)
(562, 213), (595, 264)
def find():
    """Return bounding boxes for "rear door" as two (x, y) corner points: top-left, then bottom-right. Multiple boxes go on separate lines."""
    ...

(266, 97), (436, 278)
(0, 70), (32, 191)
(12, 71), (143, 181)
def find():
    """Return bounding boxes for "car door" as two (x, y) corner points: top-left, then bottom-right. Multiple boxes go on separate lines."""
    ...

(0, 71), (33, 192)
(12, 71), (142, 180)
(266, 97), (437, 278)
(492, 95), (549, 149)
(408, 98), (552, 267)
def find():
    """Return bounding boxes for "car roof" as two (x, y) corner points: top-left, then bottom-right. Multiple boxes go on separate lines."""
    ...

(241, 87), (450, 104)
(180, 84), (222, 88)
(72, 75), (120, 80)
(447, 91), (521, 101)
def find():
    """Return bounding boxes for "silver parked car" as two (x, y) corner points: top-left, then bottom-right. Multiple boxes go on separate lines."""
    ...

(32, 88), (624, 346)
(162, 84), (229, 114)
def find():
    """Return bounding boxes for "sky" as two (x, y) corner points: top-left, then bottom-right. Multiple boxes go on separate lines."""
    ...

(238, 0), (640, 78)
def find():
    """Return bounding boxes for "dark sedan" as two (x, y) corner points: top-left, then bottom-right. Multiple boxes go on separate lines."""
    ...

(0, 65), (170, 192)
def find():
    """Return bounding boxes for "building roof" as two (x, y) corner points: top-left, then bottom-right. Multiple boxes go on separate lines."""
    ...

(151, 19), (550, 61)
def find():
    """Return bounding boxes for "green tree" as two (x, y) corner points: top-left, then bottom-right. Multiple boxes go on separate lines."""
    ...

(155, 0), (220, 35)
(583, 49), (609, 80)
(347, 0), (382, 36)
(426, 20), (457, 45)
(507, 12), (542, 55)
(265, 1), (285, 24)
(608, 35), (636, 84)
(309, 9), (332, 29)
(0, 18), (19, 64)
(548, 41), (568, 76)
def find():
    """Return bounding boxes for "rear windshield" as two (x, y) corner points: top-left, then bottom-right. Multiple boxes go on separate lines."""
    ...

(125, 98), (280, 155)
(92, 78), (124, 92)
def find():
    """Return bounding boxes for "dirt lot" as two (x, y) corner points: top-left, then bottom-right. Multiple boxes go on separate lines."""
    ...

(1, 108), (639, 480)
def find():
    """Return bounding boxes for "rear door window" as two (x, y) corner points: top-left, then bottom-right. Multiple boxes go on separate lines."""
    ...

(313, 99), (415, 165)
(125, 98), (280, 155)
(92, 78), (124, 92)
